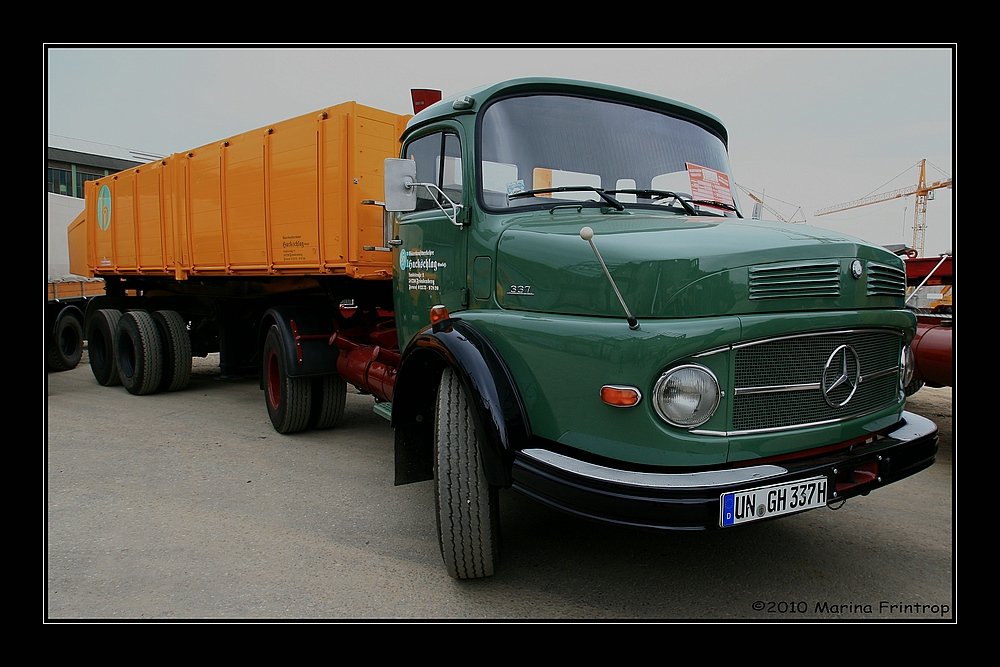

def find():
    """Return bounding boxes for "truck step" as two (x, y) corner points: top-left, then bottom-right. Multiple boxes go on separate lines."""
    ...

(373, 401), (392, 422)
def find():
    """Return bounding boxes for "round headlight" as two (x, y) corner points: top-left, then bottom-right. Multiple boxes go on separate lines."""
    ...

(652, 364), (721, 428)
(900, 344), (915, 390)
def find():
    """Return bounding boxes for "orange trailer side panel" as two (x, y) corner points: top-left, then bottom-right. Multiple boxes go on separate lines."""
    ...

(113, 172), (137, 270)
(188, 150), (225, 269)
(137, 167), (165, 271)
(269, 115), (319, 271)
(351, 108), (400, 268)
(322, 111), (348, 267)
(225, 132), (267, 268)
(74, 102), (407, 281)
(89, 180), (113, 271)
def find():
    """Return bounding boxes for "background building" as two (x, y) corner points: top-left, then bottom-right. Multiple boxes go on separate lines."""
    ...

(46, 136), (160, 277)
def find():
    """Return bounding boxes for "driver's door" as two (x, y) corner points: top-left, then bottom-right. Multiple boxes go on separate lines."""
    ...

(392, 130), (468, 347)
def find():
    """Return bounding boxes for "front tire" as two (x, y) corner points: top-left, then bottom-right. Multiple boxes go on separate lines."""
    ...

(263, 325), (312, 434)
(434, 367), (500, 579)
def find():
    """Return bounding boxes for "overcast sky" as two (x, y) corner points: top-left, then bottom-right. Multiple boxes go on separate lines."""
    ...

(46, 47), (954, 255)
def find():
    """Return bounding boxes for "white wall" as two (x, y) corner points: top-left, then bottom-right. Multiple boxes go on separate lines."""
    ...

(48, 193), (84, 278)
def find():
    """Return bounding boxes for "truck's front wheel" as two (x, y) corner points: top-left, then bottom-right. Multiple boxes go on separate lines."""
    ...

(434, 367), (500, 579)
(263, 325), (312, 434)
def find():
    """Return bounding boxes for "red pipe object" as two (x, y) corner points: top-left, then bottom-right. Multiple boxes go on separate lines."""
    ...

(331, 333), (398, 401)
(912, 319), (953, 388)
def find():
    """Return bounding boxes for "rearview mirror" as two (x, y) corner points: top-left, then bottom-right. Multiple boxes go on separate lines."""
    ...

(384, 158), (417, 212)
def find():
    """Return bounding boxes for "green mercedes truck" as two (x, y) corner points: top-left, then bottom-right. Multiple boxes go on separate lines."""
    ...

(73, 78), (939, 580)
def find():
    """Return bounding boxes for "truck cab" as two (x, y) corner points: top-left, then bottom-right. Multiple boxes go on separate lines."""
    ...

(384, 78), (938, 578)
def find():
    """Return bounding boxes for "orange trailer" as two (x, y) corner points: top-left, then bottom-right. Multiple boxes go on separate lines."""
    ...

(70, 102), (408, 281)
(67, 101), (409, 393)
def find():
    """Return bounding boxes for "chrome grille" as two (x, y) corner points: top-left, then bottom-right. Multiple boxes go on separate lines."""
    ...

(732, 330), (901, 433)
(867, 263), (906, 297)
(748, 260), (840, 300)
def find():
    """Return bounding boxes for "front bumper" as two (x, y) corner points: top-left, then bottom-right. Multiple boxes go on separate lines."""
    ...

(510, 411), (938, 530)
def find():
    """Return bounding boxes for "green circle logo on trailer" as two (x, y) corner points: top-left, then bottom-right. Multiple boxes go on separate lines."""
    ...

(399, 248), (409, 271)
(97, 185), (112, 231)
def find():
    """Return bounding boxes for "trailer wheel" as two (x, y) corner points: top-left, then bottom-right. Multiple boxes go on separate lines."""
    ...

(310, 374), (347, 430)
(152, 310), (192, 392)
(116, 311), (164, 395)
(48, 310), (84, 372)
(263, 325), (312, 434)
(434, 367), (500, 580)
(87, 309), (122, 386)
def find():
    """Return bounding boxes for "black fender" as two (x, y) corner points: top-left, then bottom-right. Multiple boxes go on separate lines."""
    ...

(257, 306), (338, 388)
(47, 302), (85, 362)
(392, 318), (530, 488)
(83, 295), (135, 328)
(47, 301), (84, 332)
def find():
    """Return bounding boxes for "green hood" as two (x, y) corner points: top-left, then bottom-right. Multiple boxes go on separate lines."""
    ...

(495, 212), (906, 318)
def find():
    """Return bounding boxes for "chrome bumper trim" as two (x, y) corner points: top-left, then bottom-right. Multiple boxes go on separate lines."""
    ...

(519, 412), (936, 491)
(517, 449), (787, 490)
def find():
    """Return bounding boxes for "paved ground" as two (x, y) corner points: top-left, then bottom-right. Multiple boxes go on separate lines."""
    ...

(46, 355), (954, 620)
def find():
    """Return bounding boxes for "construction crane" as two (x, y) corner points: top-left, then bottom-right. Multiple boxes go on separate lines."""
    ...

(736, 185), (806, 224)
(815, 159), (952, 256)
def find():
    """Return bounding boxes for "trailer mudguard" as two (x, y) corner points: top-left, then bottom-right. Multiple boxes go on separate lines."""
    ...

(257, 307), (339, 387)
(83, 295), (133, 327)
(47, 302), (84, 332)
(392, 319), (530, 487)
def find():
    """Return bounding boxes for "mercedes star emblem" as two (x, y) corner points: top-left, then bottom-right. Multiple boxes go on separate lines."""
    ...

(822, 344), (861, 408)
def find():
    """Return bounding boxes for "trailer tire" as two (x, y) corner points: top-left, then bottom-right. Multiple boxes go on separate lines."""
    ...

(310, 374), (346, 430)
(87, 309), (122, 386)
(434, 367), (500, 580)
(152, 310), (192, 392)
(263, 325), (312, 434)
(48, 310), (84, 372)
(116, 311), (164, 396)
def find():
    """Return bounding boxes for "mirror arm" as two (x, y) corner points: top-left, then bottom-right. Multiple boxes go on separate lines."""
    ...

(405, 178), (465, 226)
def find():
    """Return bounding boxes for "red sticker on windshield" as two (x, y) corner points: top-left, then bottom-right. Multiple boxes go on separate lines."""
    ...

(686, 163), (734, 210)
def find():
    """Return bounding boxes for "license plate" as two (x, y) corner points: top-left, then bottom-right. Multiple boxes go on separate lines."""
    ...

(720, 476), (828, 527)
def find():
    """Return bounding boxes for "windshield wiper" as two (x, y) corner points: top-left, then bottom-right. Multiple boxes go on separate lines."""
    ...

(605, 189), (697, 216)
(508, 186), (624, 212)
(687, 199), (743, 217)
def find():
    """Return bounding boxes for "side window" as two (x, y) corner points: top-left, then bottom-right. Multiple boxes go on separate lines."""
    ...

(440, 134), (463, 205)
(404, 131), (463, 212)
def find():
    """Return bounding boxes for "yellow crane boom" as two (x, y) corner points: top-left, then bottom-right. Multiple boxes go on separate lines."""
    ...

(737, 185), (805, 223)
(815, 159), (952, 256)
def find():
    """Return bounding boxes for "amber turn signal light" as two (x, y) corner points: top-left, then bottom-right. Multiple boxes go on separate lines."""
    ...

(600, 385), (641, 407)
(430, 305), (451, 325)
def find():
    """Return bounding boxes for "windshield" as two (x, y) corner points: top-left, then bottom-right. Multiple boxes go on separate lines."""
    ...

(479, 94), (738, 215)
